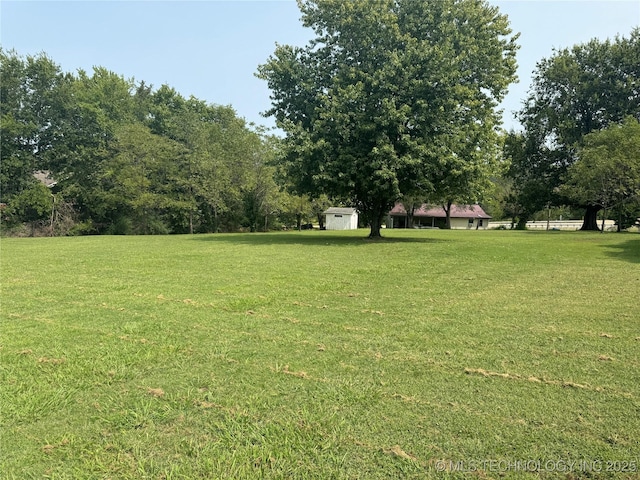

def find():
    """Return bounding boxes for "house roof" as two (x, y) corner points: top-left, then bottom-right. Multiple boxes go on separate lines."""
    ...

(323, 207), (357, 215)
(33, 170), (57, 188)
(389, 203), (491, 219)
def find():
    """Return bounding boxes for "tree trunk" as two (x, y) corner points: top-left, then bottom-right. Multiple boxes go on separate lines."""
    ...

(317, 213), (324, 230)
(369, 216), (383, 238)
(367, 204), (388, 238)
(516, 217), (528, 230)
(50, 195), (56, 237)
(546, 203), (551, 231)
(443, 201), (452, 229)
(580, 205), (601, 231)
(617, 208), (622, 232)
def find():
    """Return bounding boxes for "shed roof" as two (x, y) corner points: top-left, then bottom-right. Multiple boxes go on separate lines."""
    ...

(389, 203), (491, 219)
(323, 207), (358, 215)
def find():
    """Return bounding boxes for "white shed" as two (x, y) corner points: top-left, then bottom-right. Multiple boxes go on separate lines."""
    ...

(323, 207), (359, 230)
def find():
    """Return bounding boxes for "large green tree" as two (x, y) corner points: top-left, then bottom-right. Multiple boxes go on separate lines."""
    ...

(502, 129), (562, 228)
(517, 29), (640, 230)
(144, 86), (275, 233)
(429, 128), (502, 228)
(258, 0), (518, 237)
(0, 49), (70, 203)
(102, 123), (187, 234)
(563, 117), (640, 231)
(54, 68), (138, 229)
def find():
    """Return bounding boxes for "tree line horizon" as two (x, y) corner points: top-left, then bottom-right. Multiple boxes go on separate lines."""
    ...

(2, 0), (639, 237)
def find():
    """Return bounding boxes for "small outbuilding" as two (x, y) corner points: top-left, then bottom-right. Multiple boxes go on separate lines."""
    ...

(388, 203), (491, 229)
(323, 207), (359, 230)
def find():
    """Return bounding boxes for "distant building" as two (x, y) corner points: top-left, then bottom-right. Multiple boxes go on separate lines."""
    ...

(388, 203), (491, 229)
(33, 170), (57, 188)
(323, 207), (358, 230)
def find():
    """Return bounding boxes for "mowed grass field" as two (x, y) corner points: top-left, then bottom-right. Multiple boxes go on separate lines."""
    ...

(1, 230), (639, 479)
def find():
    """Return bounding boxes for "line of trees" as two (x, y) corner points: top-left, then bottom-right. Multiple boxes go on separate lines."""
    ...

(3, 7), (639, 237)
(500, 29), (640, 230)
(1, 48), (328, 236)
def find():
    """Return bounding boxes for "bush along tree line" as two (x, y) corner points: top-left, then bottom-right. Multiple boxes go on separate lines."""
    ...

(0, 48), (332, 236)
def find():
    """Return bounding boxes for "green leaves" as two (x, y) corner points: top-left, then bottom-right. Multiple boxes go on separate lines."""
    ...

(260, 0), (518, 236)
(5, 182), (52, 223)
(513, 29), (640, 227)
(1, 46), (292, 235)
(0, 48), (69, 201)
(521, 30), (640, 157)
(563, 117), (640, 220)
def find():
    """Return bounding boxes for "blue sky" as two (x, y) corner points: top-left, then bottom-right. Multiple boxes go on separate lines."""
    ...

(2, 1), (639, 132)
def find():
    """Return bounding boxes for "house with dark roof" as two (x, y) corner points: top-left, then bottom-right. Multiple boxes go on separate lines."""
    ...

(388, 203), (491, 229)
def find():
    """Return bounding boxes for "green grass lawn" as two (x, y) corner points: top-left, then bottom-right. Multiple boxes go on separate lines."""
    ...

(1, 230), (639, 479)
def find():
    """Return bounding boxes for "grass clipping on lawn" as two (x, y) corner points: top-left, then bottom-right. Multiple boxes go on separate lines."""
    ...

(1, 230), (639, 478)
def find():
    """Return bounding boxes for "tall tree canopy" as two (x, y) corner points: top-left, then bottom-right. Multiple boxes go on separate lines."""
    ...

(0, 48), (71, 201)
(0, 48), (288, 235)
(258, 0), (518, 237)
(516, 29), (640, 230)
(563, 117), (640, 231)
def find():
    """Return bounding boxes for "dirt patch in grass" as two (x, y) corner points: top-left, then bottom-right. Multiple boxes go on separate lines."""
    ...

(38, 357), (65, 365)
(146, 387), (165, 398)
(598, 355), (614, 361)
(282, 365), (308, 379)
(386, 444), (419, 462)
(464, 368), (604, 392)
(42, 439), (69, 455)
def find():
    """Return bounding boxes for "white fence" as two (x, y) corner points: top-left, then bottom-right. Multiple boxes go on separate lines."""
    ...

(490, 220), (617, 231)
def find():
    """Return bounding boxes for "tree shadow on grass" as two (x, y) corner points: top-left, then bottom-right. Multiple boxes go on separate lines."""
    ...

(190, 231), (449, 247)
(602, 237), (640, 264)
